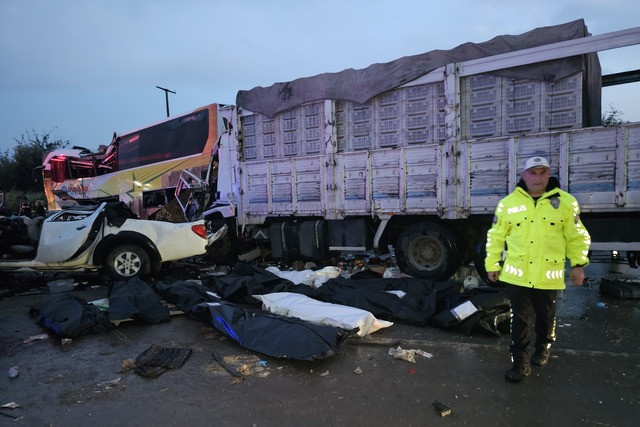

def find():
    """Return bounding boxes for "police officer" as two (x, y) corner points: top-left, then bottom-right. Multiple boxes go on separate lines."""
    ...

(485, 156), (591, 383)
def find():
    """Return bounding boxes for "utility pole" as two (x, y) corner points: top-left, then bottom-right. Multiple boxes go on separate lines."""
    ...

(156, 86), (176, 117)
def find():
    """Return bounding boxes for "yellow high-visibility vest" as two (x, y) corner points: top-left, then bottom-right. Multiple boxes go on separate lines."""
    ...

(484, 185), (591, 290)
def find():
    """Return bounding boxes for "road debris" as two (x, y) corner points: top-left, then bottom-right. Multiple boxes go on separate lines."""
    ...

(433, 401), (452, 417)
(210, 353), (271, 382)
(22, 333), (48, 343)
(0, 402), (21, 420)
(387, 346), (433, 363)
(134, 344), (192, 378)
(120, 358), (136, 372)
(1, 402), (20, 409)
(7, 366), (18, 378)
(96, 377), (122, 389)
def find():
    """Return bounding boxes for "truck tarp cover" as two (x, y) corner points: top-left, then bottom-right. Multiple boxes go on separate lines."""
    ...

(237, 19), (598, 119)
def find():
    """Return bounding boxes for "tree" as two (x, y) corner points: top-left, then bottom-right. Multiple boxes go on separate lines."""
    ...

(0, 130), (69, 192)
(601, 104), (626, 127)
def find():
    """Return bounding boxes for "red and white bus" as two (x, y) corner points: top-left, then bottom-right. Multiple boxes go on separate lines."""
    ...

(42, 103), (229, 219)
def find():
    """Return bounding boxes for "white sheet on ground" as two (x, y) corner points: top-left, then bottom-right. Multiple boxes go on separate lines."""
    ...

(253, 292), (393, 337)
(265, 266), (340, 288)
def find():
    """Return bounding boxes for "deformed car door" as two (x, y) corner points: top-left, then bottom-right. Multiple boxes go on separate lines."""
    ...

(35, 203), (106, 263)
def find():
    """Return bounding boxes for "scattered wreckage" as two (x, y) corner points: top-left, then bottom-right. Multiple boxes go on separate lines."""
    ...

(0, 201), (227, 280)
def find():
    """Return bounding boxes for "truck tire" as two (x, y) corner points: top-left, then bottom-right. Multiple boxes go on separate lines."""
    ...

(395, 222), (463, 280)
(105, 244), (151, 280)
(473, 234), (503, 287)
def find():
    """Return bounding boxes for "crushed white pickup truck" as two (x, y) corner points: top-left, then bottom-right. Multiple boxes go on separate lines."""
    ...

(0, 202), (226, 280)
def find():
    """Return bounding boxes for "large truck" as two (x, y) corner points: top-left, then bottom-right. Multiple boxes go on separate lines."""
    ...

(44, 20), (640, 281)
(202, 19), (640, 280)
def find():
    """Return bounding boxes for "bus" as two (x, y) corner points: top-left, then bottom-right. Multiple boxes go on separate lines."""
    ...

(42, 103), (228, 219)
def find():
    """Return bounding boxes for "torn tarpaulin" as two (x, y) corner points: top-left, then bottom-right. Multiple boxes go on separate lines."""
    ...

(134, 344), (192, 378)
(200, 301), (348, 361)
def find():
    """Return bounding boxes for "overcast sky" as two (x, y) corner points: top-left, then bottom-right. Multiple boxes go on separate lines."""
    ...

(1, 0), (639, 153)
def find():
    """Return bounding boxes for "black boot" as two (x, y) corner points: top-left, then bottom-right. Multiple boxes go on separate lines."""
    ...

(531, 349), (550, 367)
(505, 363), (531, 383)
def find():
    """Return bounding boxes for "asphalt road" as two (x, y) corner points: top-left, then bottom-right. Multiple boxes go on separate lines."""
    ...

(1, 263), (639, 427)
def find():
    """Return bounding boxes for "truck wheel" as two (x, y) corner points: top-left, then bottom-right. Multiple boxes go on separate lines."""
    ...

(105, 244), (151, 280)
(474, 233), (504, 287)
(395, 222), (462, 280)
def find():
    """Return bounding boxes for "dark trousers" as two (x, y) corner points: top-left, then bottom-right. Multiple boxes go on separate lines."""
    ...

(504, 283), (558, 364)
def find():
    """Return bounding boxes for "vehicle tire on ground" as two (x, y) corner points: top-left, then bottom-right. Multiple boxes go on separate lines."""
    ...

(395, 221), (463, 281)
(105, 244), (151, 280)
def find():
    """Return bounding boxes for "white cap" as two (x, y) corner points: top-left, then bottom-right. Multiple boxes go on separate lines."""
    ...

(523, 156), (550, 171)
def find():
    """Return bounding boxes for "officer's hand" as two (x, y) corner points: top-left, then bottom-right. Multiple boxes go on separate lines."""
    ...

(569, 266), (585, 287)
(487, 271), (500, 283)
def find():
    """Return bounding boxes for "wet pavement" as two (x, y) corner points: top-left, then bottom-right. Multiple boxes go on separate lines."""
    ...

(1, 262), (639, 426)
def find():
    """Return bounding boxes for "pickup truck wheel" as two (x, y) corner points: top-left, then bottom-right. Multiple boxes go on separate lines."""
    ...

(395, 222), (462, 280)
(105, 244), (151, 280)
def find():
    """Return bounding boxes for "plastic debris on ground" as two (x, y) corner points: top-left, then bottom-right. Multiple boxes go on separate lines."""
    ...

(0, 401), (22, 420)
(387, 346), (433, 363)
(96, 377), (122, 389)
(7, 366), (18, 378)
(1, 402), (20, 409)
(354, 367), (363, 375)
(22, 333), (49, 343)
